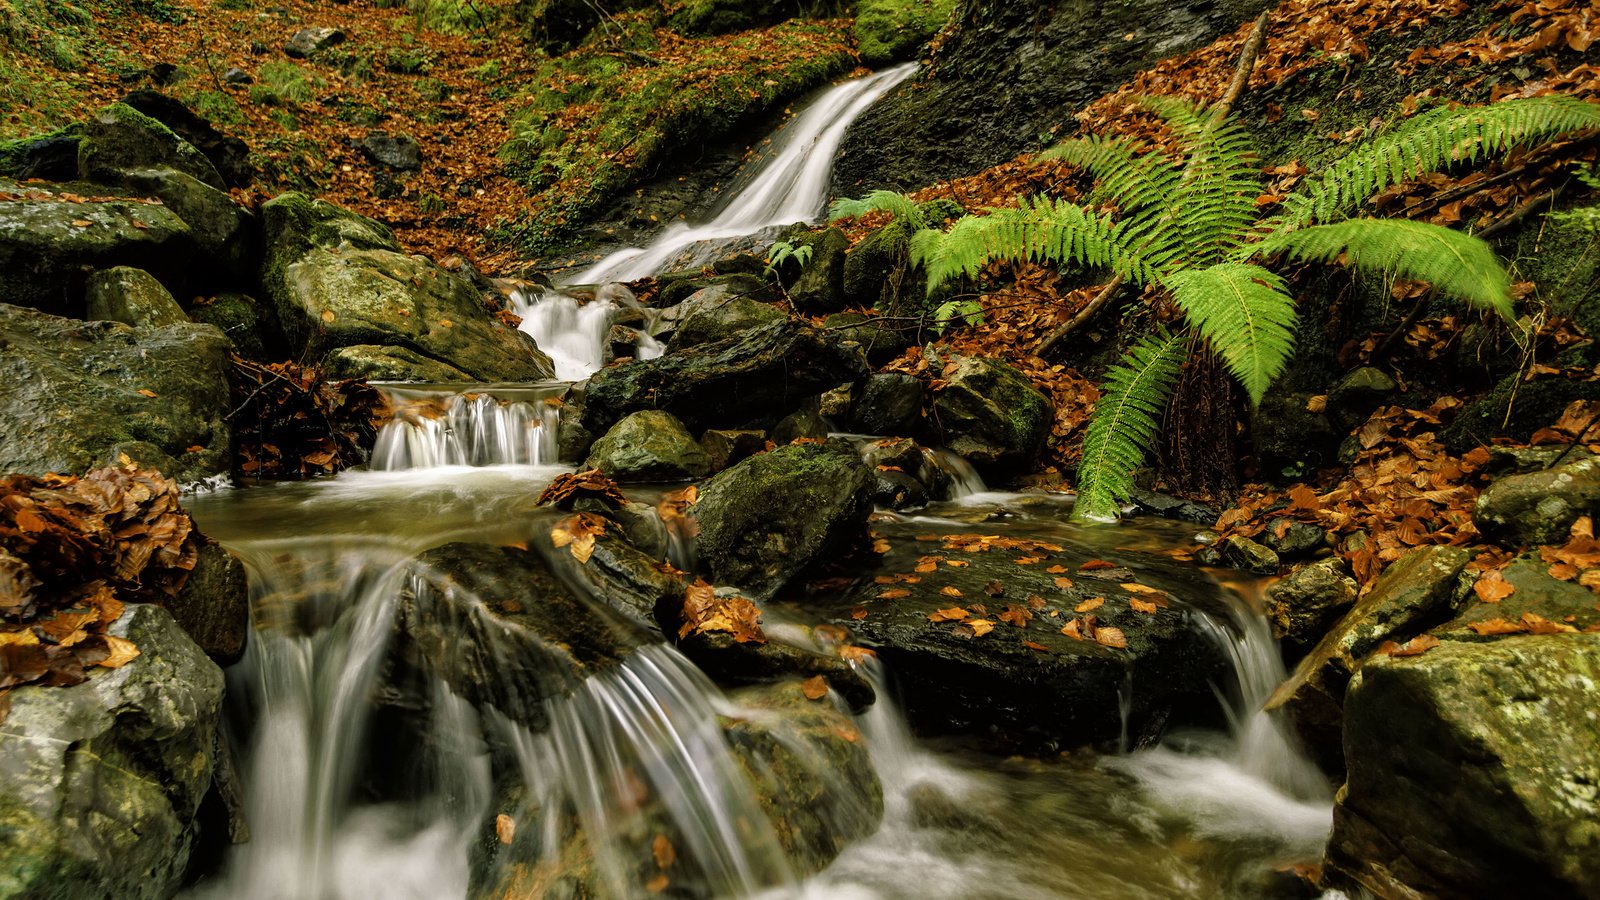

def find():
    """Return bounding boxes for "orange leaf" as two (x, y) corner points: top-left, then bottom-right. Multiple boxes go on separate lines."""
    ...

(1075, 597), (1104, 613)
(1379, 634), (1440, 657)
(1473, 570), (1515, 603)
(1093, 626), (1127, 649)
(1129, 598), (1158, 614)
(801, 675), (829, 700)
(928, 607), (969, 622)
(495, 813), (516, 845)
(939, 586), (963, 598)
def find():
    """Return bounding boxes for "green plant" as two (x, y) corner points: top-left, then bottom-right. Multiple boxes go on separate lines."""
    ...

(250, 61), (317, 107)
(931, 298), (983, 334)
(849, 94), (1600, 521)
(764, 239), (813, 280)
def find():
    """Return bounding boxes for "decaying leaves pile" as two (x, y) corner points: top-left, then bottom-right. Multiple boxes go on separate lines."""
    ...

(1, 466), (200, 691)
(229, 356), (389, 479)
(537, 468), (628, 510)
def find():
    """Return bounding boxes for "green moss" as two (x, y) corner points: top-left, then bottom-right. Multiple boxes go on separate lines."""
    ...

(854, 0), (952, 65)
(250, 61), (320, 108)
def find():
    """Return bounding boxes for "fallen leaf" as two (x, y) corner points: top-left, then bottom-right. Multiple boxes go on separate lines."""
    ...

(1129, 598), (1158, 614)
(878, 588), (910, 600)
(98, 634), (140, 668)
(1378, 634), (1441, 657)
(1473, 570), (1515, 603)
(1075, 597), (1104, 613)
(1467, 617), (1525, 635)
(495, 813), (515, 845)
(1023, 640), (1050, 652)
(850, 605), (867, 620)
(967, 619), (995, 636)
(801, 675), (829, 700)
(939, 586), (963, 598)
(1093, 626), (1127, 649)
(928, 607), (969, 622)
(136, 389), (158, 398)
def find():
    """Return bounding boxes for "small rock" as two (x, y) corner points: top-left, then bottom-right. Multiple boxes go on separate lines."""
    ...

(222, 67), (253, 85)
(849, 372), (923, 436)
(1474, 455), (1600, 546)
(1263, 557), (1358, 657)
(284, 26), (345, 58)
(873, 469), (928, 509)
(699, 429), (767, 473)
(85, 266), (189, 329)
(1219, 535), (1279, 574)
(1327, 366), (1397, 431)
(584, 410), (711, 482)
(660, 283), (785, 349)
(774, 406), (830, 444)
(357, 132), (421, 172)
(930, 356), (1052, 475)
(165, 540), (251, 663)
(1258, 517), (1326, 559)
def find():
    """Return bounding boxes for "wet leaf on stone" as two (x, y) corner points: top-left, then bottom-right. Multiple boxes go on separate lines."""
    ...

(1378, 634), (1441, 657)
(928, 607), (968, 622)
(801, 675), (829, 700)
(495, 813), (515, 845)
(1075, 597), (1104, 613)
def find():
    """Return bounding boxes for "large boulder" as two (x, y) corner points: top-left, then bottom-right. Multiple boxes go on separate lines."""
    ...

(1264, 544), (1471, 770)
(693, 440), (874, 600)
(1327, 634), (1600, 899)
(1474, 455), (1600, 547)
(929, 355), (1051, 474)
(260, 193), (554, 382)
(77, 102), (225, 191)
(1439, 555), (1600, 638)
(804, 518), (1232, 750)
(581, 320), (868, 435)
(661, 283), (786, 350)
(0, 178), (193, 317)
(0, 604), (224, 900)
(585, 410), (712, 482)
(119, 90), (255, 189)
(111, 167), (255, 283)
(85, 266), (188, 328)
(0, 304), (232, 482)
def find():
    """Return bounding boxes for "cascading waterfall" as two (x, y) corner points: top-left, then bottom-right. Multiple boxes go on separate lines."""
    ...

(370, 386), (564, 470)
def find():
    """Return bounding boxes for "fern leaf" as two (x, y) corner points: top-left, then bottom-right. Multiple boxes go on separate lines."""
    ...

(1074, 330), (1188, 522)
(1161, 264), (1296, 404)
(1254, 218), (1514, 320)
(912, 197), (1155, 291)
(1279, 96), (1600, 228)
(828, 190), (927, 230)
(1040, 134), (1183, 217)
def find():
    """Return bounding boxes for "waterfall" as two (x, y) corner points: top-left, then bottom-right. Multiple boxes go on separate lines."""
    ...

(369, 386), (565, 471)
(575, 63), (918, 285)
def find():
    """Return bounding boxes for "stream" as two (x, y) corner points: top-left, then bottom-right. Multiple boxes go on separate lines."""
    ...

(182, 65), (1336, 900)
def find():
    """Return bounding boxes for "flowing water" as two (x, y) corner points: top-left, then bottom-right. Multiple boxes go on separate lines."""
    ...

(183, 62), (1335, 900)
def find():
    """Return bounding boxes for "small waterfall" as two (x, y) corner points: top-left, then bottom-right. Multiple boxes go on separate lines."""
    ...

(511, 284), (664, 383)
(370, 387), (563, 470)
(576, 63), (918, 285)
(928, 450), (988, 500)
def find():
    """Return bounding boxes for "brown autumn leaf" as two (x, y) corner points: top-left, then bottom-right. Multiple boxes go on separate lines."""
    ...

(98, 634), (140, 669)
(839, 645), (877, 665)
(495, 814), (515, 845)
(1378, 634), (1441, 657)
(1522, 612), (1578, 634)
(998, 603), (1033, 628)
(801, 675), (829, 700)
(652, 833), (676, 869)
(1467, 617), (1526, 636)
(1053, 577), (1074, 589)
(1121, 583), (1163, 594)
(850, 605), (868, 620)
(928, 607), (969, 622)
(943, 559), (968, 568)
(967, 619), (996, 636)
(1045, 564), (1070, 574)
(1093, 626), (1127, 649)
(1023, 640), (1050, 652)
(647, 874), (669, 894)
(939, 586), (964, 598)
(1078, 560), (1116, 571)
(1129, 598), (1159, 614)
(679, 579), (766, 644)
(877, 588), (910, 600)
(1473, 570), (1515, 603)
(550, 512), (608, 564)
(1075, 597), (1104, 613)
(1060, 618), (1084, 640)
(984, 580), (1005, 596)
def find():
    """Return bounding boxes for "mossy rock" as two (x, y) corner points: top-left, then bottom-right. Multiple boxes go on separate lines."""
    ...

(584, 410), (712, 482)
(85, 266), (188, 329)
(929, 356), (1052, 475)
(854, 0), (954, 65)
(187, 293), (288, 361)
(1443, 371), (1600, 454)
(77, 102), (225, 191)
(0, 125), (83, 181)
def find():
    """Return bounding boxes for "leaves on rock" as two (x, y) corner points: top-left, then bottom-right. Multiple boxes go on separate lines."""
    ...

(1378, 634), (1441, 656)
(229, 356), (388, 479)
(678, 579), (765, 644)
(537, 468), (627, 509)
(550, 512), (608, 563)
(801, 674), (829, 700)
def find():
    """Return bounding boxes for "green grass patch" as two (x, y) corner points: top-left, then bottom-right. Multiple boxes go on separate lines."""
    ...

(494, 16), (855, 256)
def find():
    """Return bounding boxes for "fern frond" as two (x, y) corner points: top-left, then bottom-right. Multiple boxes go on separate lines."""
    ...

(1278, 96), (1600, 228)
(1073, 329), (1188, 522)
(1040, 134), (1184, 217)
(1253, 218), (1514, 320)
(912, 197), (1156, 290)
(1135, 95), (1222, 155)
(828, 190), (928, 230)
(1161, 264), (1296, 404)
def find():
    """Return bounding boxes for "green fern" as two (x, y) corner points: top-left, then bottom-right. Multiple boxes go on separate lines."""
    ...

(828, 189), (928, 230)
(910, 196), (1152, 287)
(1074, 330), (1188, 520)
(1161, 264), (1296, 403)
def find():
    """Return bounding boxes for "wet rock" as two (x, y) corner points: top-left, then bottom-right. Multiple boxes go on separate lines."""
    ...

(110, 166), (255, 280)
(679, 627), (875, 712)
(581, 320), (868, 435)
(397, 542), (663, 728)
(0, 304), (232, 482)
(860, 436), (954, 500)
(585, 410), (712, 482)
(699, 428), (767, 473)
(1219, 535), (1279, 574)
(1326, 366), (1396, 431)
(1258, 518), (1326, 560)
(694, 439), (874, 600)
(78, 102), (226, 191)
(0, 126), (82, 181)
(1265, 545), (1471, 771)
(841, 218), (915, 309)
(1126, 488), (1219, 524)
(872, 469), (928, 509)
(822, 310), (911, 365)
(806, 526), (1231, 750)
(1444, 371), (1600, 454)
(1474, 455), (1600, 547)
(0, 604), (224, 900)
(0, 178), (192, 317)
(662, 283), (786, 349)
(605, 323), (646, 361)
(119, 90), (254, 188)
(284, 26), (345, 58)
(656, 271), (775, 308)
(930, 356), (1051, 475)
(187, 293), (287, 361)
(790, 227), (849, 314)
(323, 344), (475, 382)
(1438, 555), (1600, 638)
(357, 132), (421, 172)
(1263, 557), (1358, 659)
(85, 266), (188, 328)
(1327, 634), (1600, 900)
(855, 0), (951, 64)
(260, 192), (554, 381)
(1487, 444), (1593, 475)
(1252, 390), (1338, 474)
(850, 372), (923, 436)
(165, 540), (250, 663)
(772, 406), (830, 444)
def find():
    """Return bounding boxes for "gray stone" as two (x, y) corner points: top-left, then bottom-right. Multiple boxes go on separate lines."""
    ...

(0, 178), (193, 317)
(357, 132), (421, 172)
(284, 26), (345, 58)
(1265, 545), (1472, 771)
(323, 344), (475, 382)
(222, 67), (253, 84)
(1259, 517), (1327, 559)
(773, 407), (830, 444)
(0, 304), (232, 482)
(1440, 555), (1600, 638)
(661, 283), (786, 349)
(584, 410), (711, 482)
(1326, 366), (1397, 430)
(1263, 556), (1359, 657)
(85, 266), (188, 328)
(1328, 634), (1600, 899)
(77, 102), (225, 191)
(850, 372), (923, 436)
(699, 428), (766, 473)
(694, 439), (874, 600)
(165, 540), (250, 663)
(0, 604), (224, 900)
(930, 356), (1051, 474)
(112, 166), (254, 280)
(790, 227), (849, 314)
(872, 469), (928, 509)
(1220, 535), (1279, 574)
(1474, 455), (1600, 547)
(260, 193), (554, 382)
(118, 90), (256, 190)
